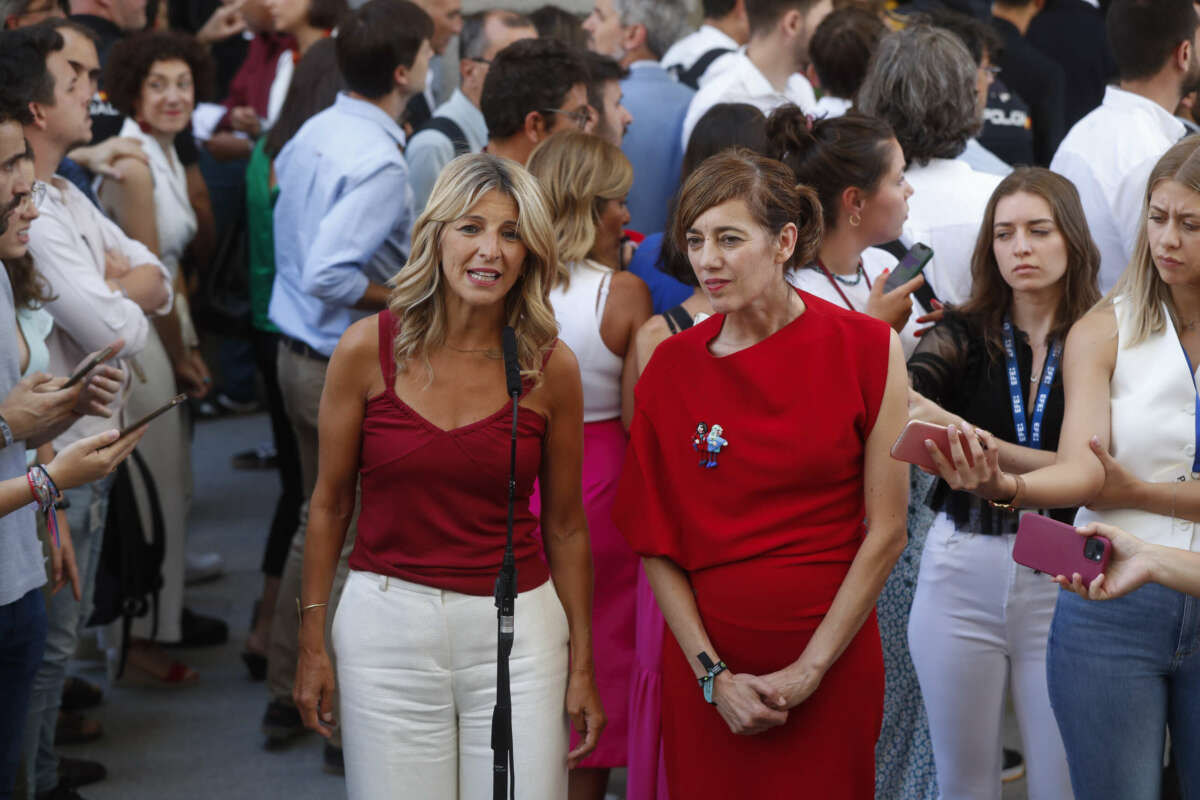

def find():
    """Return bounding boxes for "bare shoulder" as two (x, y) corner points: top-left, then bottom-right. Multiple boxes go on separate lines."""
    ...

(113, 156), (154, 191)
(605, 270), (652, 324)
(634, 313), (671, 375)
(1066, 305), (1118, 357)
(609, 269), (651, 301)
(329, 315), (383, 381)
(541, 338), (581, 389)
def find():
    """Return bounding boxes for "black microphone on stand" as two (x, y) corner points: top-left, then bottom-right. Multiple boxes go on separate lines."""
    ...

(492, 325), (521, 800)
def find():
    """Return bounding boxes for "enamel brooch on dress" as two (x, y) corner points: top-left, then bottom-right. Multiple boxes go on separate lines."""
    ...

(691, 422), (728, 469)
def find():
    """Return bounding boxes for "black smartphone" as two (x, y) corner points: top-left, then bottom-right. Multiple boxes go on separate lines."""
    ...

(883, 243), (935, 292)
(116, 394), (187, 440)
(63, 345), (116, 389)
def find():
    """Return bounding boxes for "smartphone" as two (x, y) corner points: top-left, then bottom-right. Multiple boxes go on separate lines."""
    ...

(890, 419), (980, 471)
(883, 243), (935, 292)
(1013, 513), (1112, 583)
(117, 394), (187, 440)
(63, 345), (117, 389)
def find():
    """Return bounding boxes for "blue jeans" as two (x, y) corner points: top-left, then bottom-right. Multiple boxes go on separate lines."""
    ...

(0, 589), (47, 800)
(1047, 582), (1200, 799)
(20, 477), (112, 797)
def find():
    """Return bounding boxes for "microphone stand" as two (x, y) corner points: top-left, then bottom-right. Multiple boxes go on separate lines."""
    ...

(492, 328), (520, 800)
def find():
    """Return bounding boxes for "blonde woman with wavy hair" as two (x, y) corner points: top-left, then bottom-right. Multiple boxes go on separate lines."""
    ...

(925, 136), (1200, 798)
(526, 130), (651, 800)
(294, 153), (605, 799)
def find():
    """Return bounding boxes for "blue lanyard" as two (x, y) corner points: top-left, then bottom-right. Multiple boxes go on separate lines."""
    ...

(1179, 343), (1200, 475)
(1002, 317), (1062, 450)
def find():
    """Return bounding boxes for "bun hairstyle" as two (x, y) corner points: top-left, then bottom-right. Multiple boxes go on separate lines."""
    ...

(671, 147), (823, 273)
(767, 104), (896, 232)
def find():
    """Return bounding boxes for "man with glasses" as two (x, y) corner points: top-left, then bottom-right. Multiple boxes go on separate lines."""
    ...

(407, 9), (536, 211)
(481, 37), (593, 165)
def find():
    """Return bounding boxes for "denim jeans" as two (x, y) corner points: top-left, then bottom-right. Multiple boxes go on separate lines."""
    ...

(0, 589), (47, 800)
(1047, 582), (1200, 800)
(20, 476), (113, 797)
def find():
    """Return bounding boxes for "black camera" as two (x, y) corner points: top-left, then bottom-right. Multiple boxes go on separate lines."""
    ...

(1083, 538), (1106, 562)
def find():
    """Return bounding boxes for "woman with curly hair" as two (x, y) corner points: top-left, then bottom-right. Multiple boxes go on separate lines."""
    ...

(293, 153), (605, 799)
(95, 30), (217, 684)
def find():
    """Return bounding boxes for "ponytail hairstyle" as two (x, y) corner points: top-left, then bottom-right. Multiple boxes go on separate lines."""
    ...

(671, 148), (823, 274)
(767, 104), (896, 232)
(661, 103), (770, 286)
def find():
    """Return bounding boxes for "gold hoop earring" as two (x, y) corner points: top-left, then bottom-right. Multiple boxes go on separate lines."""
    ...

(849, 213), (862, 227)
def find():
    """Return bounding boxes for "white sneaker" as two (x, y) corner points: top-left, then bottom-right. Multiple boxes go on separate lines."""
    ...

(185, 551), (225, 585)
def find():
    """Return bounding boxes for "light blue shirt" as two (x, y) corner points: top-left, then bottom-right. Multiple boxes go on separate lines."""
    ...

(407, 89), (488, 213)
(0, 271), (45, 607)
(269, 92), (414, 356)
(620, 62), (694, 234)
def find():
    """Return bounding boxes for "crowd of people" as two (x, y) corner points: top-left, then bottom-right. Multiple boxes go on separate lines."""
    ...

(1, 0), (1199, 798)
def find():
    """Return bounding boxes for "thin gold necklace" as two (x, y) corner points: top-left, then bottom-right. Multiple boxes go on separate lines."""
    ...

(444, 342), (502, 357)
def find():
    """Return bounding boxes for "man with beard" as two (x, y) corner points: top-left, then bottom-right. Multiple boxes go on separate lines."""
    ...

(1050, 0), (1200, 291)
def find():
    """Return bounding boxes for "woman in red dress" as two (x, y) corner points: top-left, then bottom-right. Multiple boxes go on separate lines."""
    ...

(614, 149), (909, 798)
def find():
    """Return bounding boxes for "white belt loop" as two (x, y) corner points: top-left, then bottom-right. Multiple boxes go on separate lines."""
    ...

(380, 575), (390, 592)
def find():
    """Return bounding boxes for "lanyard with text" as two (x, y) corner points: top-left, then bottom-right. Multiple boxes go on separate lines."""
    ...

(1002, 317), (1062, 449)
(1179, 342), (1200, 476)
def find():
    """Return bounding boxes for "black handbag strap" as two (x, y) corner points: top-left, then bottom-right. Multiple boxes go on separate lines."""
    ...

(418, 116), (471, 156)
(675, 47), (734, 90)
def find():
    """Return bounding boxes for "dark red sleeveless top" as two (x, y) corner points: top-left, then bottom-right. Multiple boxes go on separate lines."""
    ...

(347, 310), (552, 595)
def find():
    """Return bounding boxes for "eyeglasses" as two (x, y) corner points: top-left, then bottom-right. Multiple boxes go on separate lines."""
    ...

(981, 64), (1002, 77)
(30, 181), (47, 210)
(541, 105), (596, 131)
(467, 57), (492, 65)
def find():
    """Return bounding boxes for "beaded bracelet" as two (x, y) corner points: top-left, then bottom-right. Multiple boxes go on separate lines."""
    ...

(26, 465), (62, 547)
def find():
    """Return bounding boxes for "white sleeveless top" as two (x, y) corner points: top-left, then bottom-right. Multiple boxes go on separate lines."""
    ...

(548, 261), (623, 423)
(1075, 297), (1200, 552)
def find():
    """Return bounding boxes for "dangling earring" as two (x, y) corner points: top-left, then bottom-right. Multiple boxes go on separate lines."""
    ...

(849, 213), (862, 227)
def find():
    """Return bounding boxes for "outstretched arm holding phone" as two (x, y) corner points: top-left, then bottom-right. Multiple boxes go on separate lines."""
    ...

(1056, 521), (1200, 600)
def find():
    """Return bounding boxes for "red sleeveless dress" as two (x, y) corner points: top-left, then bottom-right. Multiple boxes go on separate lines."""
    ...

(614, 292), (891, 798)
(348, 310), (551, 595)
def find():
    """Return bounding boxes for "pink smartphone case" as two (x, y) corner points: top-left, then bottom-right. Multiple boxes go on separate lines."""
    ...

(1013, 513), (1111, 583)
(890, 420), (977, 471)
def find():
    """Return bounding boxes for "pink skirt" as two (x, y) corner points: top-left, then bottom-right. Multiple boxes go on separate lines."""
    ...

(532, 419), (637, 768)
(626, 566), (670, 800)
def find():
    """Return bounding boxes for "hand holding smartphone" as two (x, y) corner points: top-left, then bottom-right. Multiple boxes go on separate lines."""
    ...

(890, 419), (981, 471)
(883, 243), (934, 293)
(115, 394), (187, 440)
(1013, 513), (1112, 584)
(63, 345), (117, 389)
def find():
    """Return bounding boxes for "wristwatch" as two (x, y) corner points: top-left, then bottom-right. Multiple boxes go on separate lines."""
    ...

(0, 412), (12, 448)
(696, 651), (728, 705)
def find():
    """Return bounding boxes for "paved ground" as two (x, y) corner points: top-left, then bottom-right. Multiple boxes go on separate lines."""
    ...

(58, 411), (1027, 799)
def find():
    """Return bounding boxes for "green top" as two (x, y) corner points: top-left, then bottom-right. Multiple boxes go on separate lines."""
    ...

(246, 137), (279, 333)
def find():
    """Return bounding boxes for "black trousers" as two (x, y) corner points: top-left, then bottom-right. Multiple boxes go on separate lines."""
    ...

(253, 329), (303, 577)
